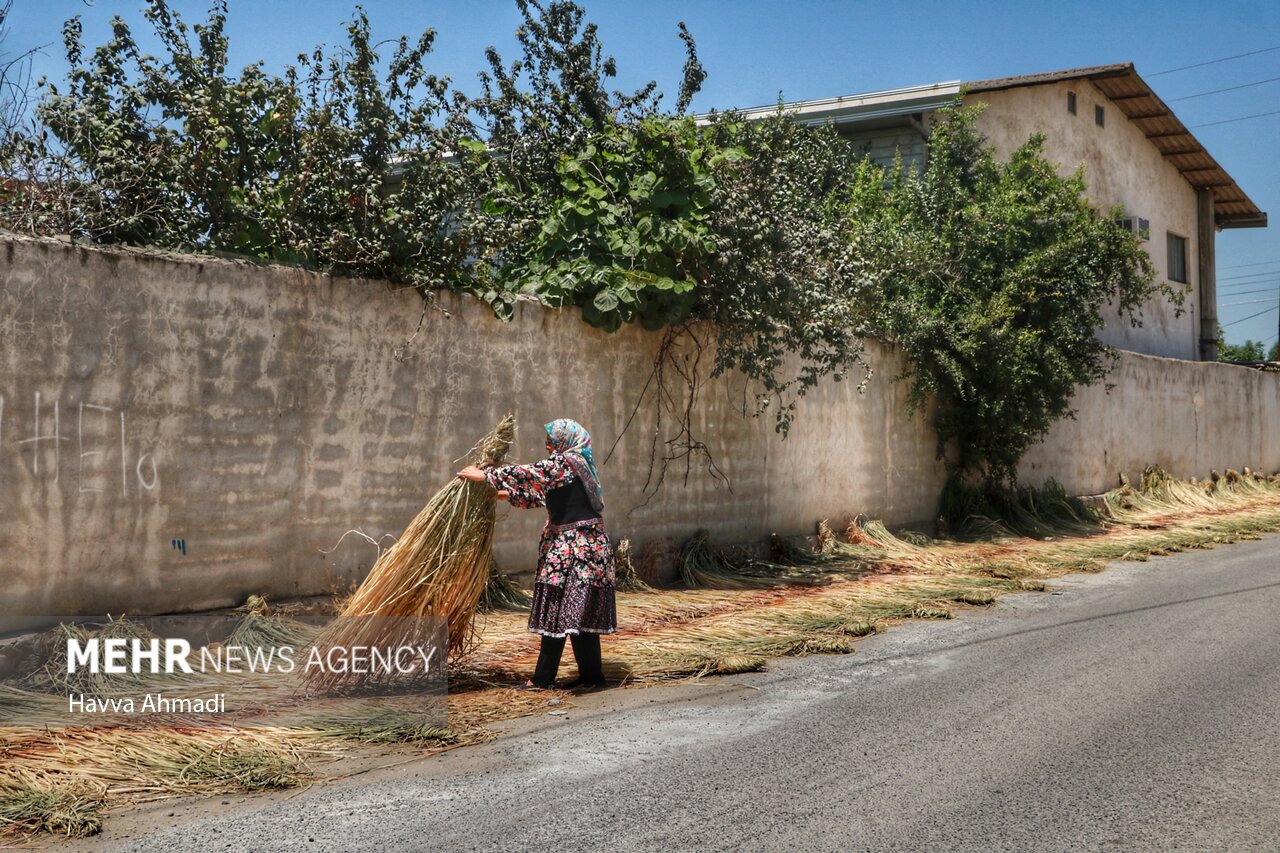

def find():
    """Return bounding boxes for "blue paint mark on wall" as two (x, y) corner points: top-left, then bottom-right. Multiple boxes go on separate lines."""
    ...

(170, 538), (187, 556)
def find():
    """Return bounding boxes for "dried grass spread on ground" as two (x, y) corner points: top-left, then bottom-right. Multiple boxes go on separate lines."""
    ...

(4, 468), (1280, 839)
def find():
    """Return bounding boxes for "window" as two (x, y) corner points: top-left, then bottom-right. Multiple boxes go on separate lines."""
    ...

(1067, 91), (1077, 114)
(1167, 233), (1188, 283)
(1095, 105), (1105, 127)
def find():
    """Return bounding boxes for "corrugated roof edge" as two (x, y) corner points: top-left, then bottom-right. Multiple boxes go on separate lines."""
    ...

(964, 63), (1135, 94)
(964, 63), (1265, 229)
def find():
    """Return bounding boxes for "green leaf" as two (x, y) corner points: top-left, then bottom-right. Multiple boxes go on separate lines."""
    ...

(592, 290), (620, 313)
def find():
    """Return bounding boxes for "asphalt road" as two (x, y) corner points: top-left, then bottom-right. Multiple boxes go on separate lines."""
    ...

(80, 534), (1280, 852)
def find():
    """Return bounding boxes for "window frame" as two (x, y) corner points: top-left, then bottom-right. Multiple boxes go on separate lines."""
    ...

(1166, 232), (1189, 284)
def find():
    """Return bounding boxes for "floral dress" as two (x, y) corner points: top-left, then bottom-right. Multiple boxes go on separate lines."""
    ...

(485, 454), (617, 637)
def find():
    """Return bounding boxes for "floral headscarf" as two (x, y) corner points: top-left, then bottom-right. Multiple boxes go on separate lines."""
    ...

(546, 418), (604, 513)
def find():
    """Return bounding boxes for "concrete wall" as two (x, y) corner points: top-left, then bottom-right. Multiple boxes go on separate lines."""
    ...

(966, 80), (1202, 361)
(2, 236), (1276, 633)
(1021, 353), (1280, 495)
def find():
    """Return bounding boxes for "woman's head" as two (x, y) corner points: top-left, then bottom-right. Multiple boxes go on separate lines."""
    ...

(544, 418), (604, 511)
(544, 419), (592, 456)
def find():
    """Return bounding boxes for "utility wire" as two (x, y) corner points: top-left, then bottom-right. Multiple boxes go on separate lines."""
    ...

(1219, 284), (1278, 295)
(1219, 279), (1278, 290)
(1192, 109), (1280, 128)
(1220, 297), (1279, 307)
(1149, 44), (1280, 76)
(1220, 285), (1280, 296)
(1221, 304), (1279, 327)
(1171, 75), (1280, 101)
(1219, 279), (1280, 292)
(1218, 269), (1280, 283)
(1221, 258), (1280, 270)
(1217, 287), (1279, 298)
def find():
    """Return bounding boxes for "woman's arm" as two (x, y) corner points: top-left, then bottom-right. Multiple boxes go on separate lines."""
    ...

(459, 455), (574, 509)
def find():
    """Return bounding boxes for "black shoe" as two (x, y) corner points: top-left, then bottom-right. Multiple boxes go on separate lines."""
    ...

(514, 679), (554, 691)
(561, 677), (607, 692)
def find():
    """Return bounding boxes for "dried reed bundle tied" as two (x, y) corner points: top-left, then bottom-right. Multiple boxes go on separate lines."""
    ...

(480, 562), (533, 612)
(226, 595), (316, 650)
(307, 415), (515, 692)
(614, 539), (653, 592)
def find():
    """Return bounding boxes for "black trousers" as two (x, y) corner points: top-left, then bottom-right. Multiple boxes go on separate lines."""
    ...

(530, 632), (604, 688)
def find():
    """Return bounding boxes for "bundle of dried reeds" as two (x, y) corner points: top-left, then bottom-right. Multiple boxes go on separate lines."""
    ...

(614, 539), (653, 592)
(22, 619), (183, 698)
(308, 415), (515, 692)
(479, 562), (533, 612)
(0, 726), (313, 839)
(678, 530), (851, 589)
(227, 595), (316, 650)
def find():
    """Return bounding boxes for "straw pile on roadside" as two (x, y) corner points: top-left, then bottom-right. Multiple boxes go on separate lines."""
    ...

(614, 539), (653, 592)
(4, 467), (1279, 840)
(308, 415), (515, 691)
(462, 468), (1280, 684)
(0, 726), (314, 839)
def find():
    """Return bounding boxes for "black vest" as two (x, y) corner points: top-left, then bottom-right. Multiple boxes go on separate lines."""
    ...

(546, 477), (600, 526)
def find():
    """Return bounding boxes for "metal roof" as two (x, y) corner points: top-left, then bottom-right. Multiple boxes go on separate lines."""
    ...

(966, 63), (1265, 229)
(721, 81), (962, 127)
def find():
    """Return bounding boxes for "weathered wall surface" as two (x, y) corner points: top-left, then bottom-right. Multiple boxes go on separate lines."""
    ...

(1022, 353), (1280, 495)
(0, 236), (946, 632)
(2, 236), (1275, 632)
(967, 80), (1202, 361)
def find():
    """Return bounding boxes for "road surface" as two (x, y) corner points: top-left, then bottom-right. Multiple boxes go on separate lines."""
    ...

(79, 534), (1280, 852)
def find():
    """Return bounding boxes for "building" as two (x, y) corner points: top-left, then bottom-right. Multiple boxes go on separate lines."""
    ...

(732, 63), (1268, 362)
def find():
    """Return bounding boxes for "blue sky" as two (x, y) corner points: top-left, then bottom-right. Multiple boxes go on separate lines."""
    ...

(8, 0), (1280, 346)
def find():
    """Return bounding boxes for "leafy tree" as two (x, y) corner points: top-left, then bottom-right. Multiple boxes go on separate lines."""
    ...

(698, 113), (876, 431)
(452, 0), (712, 323)
(1220, 339), (1268, 362)
(850, 106), (1164, 507)
(1216, 325), (1271, 362)
(455, 1), (870, 435)
(4, 1), (464, 285)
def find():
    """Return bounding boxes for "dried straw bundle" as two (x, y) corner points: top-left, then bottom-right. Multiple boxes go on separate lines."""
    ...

(678, 530), (850, 589)
(614, 539), (653, 592)
(22, 619), (181, 698)
(308, 415), (515, 692)
(479, 563), (533, 612)
(227, 595), (316, 650)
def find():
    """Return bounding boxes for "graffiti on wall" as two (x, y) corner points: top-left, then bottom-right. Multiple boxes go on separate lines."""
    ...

(1, 392), (159, 495)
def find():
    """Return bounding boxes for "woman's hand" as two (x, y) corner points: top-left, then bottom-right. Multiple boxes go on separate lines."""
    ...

(496, 490), (510, 501)
(457, 465), (487, 483)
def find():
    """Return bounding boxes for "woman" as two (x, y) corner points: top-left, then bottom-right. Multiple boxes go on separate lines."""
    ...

(457, 418), (616, 689)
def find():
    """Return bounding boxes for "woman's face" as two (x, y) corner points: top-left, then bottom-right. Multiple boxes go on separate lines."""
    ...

(545, 437), (555, 455)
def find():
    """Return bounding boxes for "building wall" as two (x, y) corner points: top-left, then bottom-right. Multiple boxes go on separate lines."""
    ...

(964, 80), (1202, 361)
(840, 127), (927, 173)
(2, 236), (1276, 633)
